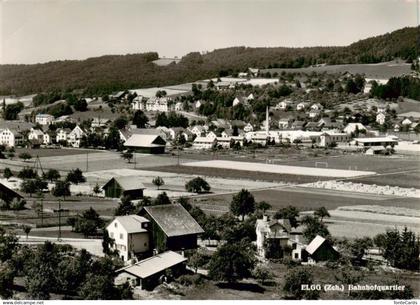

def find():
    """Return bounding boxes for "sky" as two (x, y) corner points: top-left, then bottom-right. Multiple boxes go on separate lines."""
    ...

(0, 0), (418, 64)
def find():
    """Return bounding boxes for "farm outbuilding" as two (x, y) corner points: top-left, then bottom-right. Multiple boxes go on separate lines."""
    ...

(124, 134), (166, 154)
(102, 176), (145, 199)
(115, 251), (187, 290)
(0, 183), (23, 203)
(305, 235), (339, 263)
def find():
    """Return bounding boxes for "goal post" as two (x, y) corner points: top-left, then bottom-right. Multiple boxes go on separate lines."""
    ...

(315, 161), (328, 168)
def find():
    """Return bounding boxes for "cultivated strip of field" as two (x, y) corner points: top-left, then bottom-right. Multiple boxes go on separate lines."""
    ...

(183, 160), (376, 178)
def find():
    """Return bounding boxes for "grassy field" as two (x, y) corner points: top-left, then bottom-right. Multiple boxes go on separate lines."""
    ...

(15, 148), (101, 158)
(260, 61), (411, 79)
(195, 187), (420, 212)
(349, 170), (420, 189)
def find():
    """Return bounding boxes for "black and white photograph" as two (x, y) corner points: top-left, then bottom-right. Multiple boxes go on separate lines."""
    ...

(0, 0), (419, 302)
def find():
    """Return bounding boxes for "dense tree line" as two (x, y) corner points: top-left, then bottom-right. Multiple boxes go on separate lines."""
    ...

(370, 76), (420, 100)
(0, 27), (417, 96)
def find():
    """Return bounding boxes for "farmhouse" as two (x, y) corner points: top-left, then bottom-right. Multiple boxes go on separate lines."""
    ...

(56, 128), (71, 143)
(102, 176), (145, 199)
(139, 204), (204, 253)
(256, 216), (305, 261)
(115, 251), (187, 290)
(106, 215), (151, 261)
(305, 235), (339, 264)
(68, 125), (86, 148)
(124, 134), (166, 154)
(0, 183), (23, 203)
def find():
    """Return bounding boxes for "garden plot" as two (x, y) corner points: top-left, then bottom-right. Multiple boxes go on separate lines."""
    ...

(302, 180), (420, 198)
(183, 160), (376, 178)
(327, 204), (420, 238)
(83, 168), (284, 197)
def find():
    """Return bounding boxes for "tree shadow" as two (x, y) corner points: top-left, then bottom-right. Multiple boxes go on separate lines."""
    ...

(216, 282), (266, 293)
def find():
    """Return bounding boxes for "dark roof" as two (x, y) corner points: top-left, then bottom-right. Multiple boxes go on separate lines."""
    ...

(142, 204), (204, 237)
(0, 183), (23, 201)
(102, 176), (145, 191)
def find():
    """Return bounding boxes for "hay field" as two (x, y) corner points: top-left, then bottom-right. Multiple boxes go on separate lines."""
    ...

(183, 160), (376, 178)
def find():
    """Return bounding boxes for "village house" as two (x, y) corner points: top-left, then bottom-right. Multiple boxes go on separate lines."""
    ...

(28, 128), (45, 143)
(139, 204), (204, 253)
(102, 176), (146, 200)
(174, 102), (183, 112)
(145, 97), (171, 112)
(68, 125), (86, 148)
(206, 131), (217, 140)
(247, 93), (255, 101)
(310, 103), (324, 111)
(35, 113), (55, 126)
(91, 117), (111, 128)
(232, 96), (246, 107)
(343, 123), (367, 135)
(308, 109), (321, 119)
(55, 128), (71, 144)
(192, 136), (216, 150)
(296, 102), (309, 111)
(278, 118), (293, 129)
(0, 128), (23, 148)
(243, 123), (254, 132)
(106, 215), (151, 261)
(276, 100), (293, 110)
(131, 96), (146, 111)
(376, 113), (386, 125)
(256, 216), (306, 261)
(189, 126), (206, 138)
(319, 132), (351, 147)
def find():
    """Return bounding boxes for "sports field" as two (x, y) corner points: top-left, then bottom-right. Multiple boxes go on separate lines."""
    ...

(183, 160), (376, 178)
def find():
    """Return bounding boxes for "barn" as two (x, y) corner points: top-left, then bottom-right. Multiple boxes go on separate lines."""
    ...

(102, 176), (145, 199)
(124, 134), (166, 154)
(0, 183), (23, 203)
(140, 204), (204, 253)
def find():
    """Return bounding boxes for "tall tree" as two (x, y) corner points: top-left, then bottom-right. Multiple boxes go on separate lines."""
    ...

(230, 189), (256, 220)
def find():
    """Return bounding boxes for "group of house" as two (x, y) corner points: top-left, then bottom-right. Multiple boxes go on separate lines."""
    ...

(256, 215), (339, 264)
(106, 204), (204, 290)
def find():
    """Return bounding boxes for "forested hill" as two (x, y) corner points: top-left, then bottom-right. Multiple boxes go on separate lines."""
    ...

(0, 26), (418, 96)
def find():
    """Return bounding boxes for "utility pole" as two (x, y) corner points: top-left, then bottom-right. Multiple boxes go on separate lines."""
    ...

(86, 151), (89, 172)
(57, 199), (62, 241)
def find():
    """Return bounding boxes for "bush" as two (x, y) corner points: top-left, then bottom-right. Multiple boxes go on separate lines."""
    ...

(185, 177), (211, 193)
(177, 274), (204, 286)
(10, 198), (26, 210)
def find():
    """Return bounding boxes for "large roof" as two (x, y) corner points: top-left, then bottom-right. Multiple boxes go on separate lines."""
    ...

(117, 251), (186, 279)
(102, 176), (145, 191)
(124, 134), (166, 148)
(305, 235), (326, 255)
(397, 111), (420, 119)
(142, 204), (204, 237)
(355, 137), (398, 143)
(111, 215), (149, 233)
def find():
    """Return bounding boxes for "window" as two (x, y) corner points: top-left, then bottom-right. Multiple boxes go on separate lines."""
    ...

(114, 222), (117, 228)
(110, 232), (114, 238)
(292, 243), (297, 250)
(294, 253), (299, 259)
(120, 233), (123, 239)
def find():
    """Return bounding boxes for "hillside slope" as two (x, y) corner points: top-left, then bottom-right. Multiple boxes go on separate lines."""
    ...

(0, 26), (418, 96)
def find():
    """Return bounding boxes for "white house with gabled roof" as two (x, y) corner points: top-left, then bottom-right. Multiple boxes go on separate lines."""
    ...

(106, 215), (151, 262)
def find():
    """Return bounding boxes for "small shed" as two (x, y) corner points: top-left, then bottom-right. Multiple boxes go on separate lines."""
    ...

(305, 235), (339, 263)
(102, 176), (145, 199)
(115, 251), (187, 290)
